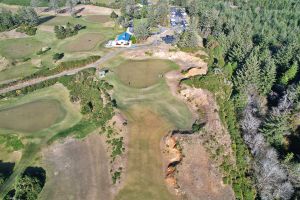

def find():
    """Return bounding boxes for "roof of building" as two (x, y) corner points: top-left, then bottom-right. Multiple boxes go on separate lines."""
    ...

(117, 32), (131, 41)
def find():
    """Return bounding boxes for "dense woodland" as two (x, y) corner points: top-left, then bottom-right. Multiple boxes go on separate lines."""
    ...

(176, 0), (300, 199)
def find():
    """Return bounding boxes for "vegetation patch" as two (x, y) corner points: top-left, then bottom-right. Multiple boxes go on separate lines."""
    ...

(0, 134), (23, 151)
(3, 167), (46, 200)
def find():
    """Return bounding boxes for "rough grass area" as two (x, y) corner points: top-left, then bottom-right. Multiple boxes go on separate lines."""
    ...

(40, 133), (111, 200)
(114, 59), (177, 88)
(85, 15), (111, 23)
(0, 99), (66, 133)
(115, 106), (176, 200)
(63, 33), (105, 52)
(0, 38), (43, 59)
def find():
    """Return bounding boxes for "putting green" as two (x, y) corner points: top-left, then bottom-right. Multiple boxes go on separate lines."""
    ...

(0, 99), (66, 133)
(114, 59), (177, 88)
(0, 38), (43, 59)
(0, 84), (82, 135)
(63, 33), (104, 52)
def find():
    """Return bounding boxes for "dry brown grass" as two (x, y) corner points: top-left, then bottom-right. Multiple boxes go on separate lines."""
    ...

(40, 133), (112, 200)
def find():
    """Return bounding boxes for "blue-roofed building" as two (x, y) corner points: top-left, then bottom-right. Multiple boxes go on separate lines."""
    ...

(116, 32), (131, 45)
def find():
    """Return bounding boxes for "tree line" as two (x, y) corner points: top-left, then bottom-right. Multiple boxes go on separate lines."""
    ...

(177, 0), (300, 199)
(0, 7), (39, 33)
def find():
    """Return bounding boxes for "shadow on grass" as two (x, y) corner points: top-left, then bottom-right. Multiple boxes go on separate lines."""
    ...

(0, 161), (15, 178)
(38, 15), (56, 25)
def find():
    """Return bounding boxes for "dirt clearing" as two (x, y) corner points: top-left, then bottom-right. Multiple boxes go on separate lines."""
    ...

(40, 133), (112, 200)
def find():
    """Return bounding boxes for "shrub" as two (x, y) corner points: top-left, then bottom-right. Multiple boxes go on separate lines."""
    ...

(54, 23), (85, 39)
(52, 53), (64, 61)
(16, 24), (37, 35)
(131, 35), (137, 44)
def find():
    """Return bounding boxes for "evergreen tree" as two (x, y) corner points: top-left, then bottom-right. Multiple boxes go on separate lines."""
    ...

(234, 48), (261, 93)
(280, 62), (298, 85)
(260, 57), (276, 95)
(260, 110), (291, 148)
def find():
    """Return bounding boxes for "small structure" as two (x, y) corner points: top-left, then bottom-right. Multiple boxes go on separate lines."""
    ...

(99, 68), (109, 78)
(105, 31), (133, 48)
(116, 32), (131, 45)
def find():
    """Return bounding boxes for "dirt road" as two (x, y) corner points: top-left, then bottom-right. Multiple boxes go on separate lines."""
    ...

(0, 49), (124, 95)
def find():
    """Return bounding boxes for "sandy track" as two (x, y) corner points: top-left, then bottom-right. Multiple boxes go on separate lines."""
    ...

(40, 133), (112, 200)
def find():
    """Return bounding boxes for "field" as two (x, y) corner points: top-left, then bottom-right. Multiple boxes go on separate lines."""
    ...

(0, 11), (119, 84)
(0, 84), (82, 197)
(40, 133), (111, 200)
(114, 59), (176, 88)
(105, 58), (194, 199)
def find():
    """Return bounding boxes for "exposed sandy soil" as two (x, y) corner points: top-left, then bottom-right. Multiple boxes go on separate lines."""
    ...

(175, 134), (235, 200)
(123, 31), (207, 75)
(40, 133), (113, 200)
(179, 87), (234, 166)
(0, 29), (28, 40)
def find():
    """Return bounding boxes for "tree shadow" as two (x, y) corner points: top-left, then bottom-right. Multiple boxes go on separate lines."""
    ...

(23, 166), (46, 187)
(38, 15), (56, 25)
(287, 132), (300, 162)
(0, 161), (15, 178)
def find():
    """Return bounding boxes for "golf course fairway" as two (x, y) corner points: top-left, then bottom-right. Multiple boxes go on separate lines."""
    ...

(107, 59), (194, 200)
